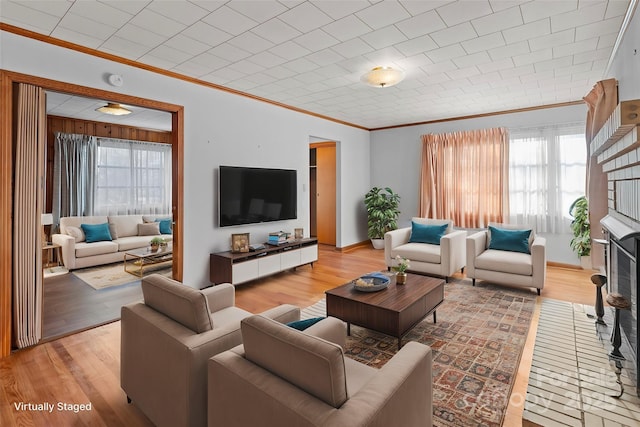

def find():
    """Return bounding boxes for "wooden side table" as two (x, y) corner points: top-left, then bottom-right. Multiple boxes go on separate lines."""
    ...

(42, 242), (62, 268)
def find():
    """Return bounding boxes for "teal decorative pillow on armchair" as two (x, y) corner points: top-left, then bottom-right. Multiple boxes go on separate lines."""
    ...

(488, 226), (531, 254)
(409, 222), (448, 245)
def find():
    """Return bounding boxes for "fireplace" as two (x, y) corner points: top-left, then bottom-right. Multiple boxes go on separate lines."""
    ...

(601, 214), (640, 392)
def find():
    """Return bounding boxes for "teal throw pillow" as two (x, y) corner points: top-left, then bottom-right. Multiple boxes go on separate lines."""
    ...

(488, 226), (531, 254)
(156, 218), (172, 234)
(81, 222), (112, 243)
(409, 222), (448, 245)
(286, 317), (325, 331)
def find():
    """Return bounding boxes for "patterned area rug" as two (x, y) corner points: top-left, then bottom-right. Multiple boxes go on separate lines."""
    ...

(302, 279), (536, 427)
(72, 262), (172, 290)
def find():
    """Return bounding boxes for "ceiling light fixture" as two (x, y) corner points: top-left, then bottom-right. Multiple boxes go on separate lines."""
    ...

(361, 66), (405, 88)
(96, 102), (132, 116)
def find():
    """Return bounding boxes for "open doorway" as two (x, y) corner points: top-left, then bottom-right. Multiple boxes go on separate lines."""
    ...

(0, 71), (184, 351)
(309, 141), (336, 246)
(42, 90), (175, 339)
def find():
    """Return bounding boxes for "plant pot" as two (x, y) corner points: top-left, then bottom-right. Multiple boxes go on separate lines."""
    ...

(580, 255), (592, 270)
(371, 238), (385, 250)
(396, 272), (407, 284)
(150, 244), (159, 252)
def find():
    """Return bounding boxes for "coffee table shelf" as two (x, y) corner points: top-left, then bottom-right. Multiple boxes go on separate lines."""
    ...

(124, 245), (173, 278)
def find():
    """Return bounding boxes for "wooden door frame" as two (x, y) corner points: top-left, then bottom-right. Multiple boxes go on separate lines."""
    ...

(309, 141), (337, 245)
(0, 69), (184, 358)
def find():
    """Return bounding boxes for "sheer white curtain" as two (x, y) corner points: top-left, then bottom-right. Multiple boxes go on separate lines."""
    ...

(94, 138), (172, 216)
(508, 123), (587, 233)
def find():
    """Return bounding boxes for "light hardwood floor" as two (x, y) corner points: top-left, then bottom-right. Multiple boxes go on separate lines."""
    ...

(1, 245), (597, 427)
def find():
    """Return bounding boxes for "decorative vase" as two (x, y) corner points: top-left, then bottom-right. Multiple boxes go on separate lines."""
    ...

(396, 272), (407, 284)
(150, 244), (159, 252)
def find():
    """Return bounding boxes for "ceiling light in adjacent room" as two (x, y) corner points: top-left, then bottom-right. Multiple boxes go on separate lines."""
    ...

(96, 102), (132, 115)
(361, 66), (405, 88)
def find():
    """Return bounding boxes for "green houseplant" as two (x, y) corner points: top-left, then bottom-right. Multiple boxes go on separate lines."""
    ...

(150, 236), (165, 252)
(364, 187), (400, 249)
(569, 196), (591, 267)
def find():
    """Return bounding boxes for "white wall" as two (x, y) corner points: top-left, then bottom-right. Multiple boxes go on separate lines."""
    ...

(1, 31), (371, 288)
(370, 104), (588, 266)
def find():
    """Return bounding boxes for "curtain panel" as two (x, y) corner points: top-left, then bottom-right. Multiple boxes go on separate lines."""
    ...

(13, 83), (46, 348)
(419, 128), (509, 228)
(583, 78), (618, 269)
(52, 132), (97, 224)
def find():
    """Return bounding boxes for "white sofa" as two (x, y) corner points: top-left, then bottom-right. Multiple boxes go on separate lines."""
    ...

(52, 214), (172, 270)
(384, 218), (466, 282)
(466, 223), (546, 295)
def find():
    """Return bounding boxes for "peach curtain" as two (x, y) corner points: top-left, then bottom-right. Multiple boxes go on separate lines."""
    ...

(419, 128), (509, 228)
(583, 78), (617, 269)
(12, 83), (46, 348)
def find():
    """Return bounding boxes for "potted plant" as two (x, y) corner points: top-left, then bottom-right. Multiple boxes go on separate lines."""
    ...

(569, 196), (591, 269)
(392, 255), (410, 284)
(364, 187), (400, 249)
(150, 237), (164, 252)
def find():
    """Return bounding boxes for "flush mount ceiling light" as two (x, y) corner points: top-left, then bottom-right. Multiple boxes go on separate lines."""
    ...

(96, 102), (132, 116)
(361, 66), (405, 88)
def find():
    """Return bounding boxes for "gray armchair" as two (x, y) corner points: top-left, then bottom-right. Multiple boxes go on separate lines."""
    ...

(385, 218), (466, 282)
(466, 222), (546, 295)
(120, 274), (299, 427)
(208, 315), (433, 427)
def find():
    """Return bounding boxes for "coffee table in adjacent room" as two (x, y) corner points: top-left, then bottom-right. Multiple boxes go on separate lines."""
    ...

(124, 245), (173, 278)
(325, 273), (445, 350)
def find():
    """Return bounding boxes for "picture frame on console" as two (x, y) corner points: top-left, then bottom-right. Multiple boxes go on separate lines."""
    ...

(294, 228), (303, 240)
(231, 233), (250, 253)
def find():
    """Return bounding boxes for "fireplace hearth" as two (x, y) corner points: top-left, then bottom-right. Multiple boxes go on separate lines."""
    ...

(601, 214), (640, 394)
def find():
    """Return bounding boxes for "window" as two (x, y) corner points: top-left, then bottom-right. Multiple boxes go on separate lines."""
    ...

(94, 138), (172, 215)
(508, 124), (586, 233)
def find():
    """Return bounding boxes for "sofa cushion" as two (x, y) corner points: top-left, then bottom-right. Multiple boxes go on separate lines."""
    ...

(117, 236), (154, 251)
(287, 317), (325, 331)
(487, 222), (535, 250)
(108, 215), (143, 238)
(60, 216), (108, 236)
(75, 241), (118, 258)
(81, 223), (112, 243)
(409, 222), (447, 245)
(138, 222), (160, 236)
(65, 226), (85, 243)
(392, 243), (442, 264)
(241, 315), (348, 409)
(475, 249), (533, 276)
(156, 219), (172, 234)
(488, 226), (531, 254)
(141, 274), (213, 333)
(411, 217), (452, 233)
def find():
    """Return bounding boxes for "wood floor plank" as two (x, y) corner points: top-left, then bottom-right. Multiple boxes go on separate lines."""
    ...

(2, 245), (598, 426)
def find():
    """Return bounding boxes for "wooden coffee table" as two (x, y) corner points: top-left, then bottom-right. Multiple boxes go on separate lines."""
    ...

(325, 273), (444, 350)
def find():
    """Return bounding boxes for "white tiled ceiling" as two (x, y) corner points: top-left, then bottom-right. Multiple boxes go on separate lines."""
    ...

(0, 0), (633, 130)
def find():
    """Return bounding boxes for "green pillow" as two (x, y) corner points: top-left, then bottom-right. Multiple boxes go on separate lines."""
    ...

(409, 222), (448, 245)
(488, 226), (531, 254)
(80, 223), (112, 243)
(286, 317), (325, 331)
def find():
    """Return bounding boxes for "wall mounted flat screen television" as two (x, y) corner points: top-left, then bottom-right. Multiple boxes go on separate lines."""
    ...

(218, 166), (297, 227)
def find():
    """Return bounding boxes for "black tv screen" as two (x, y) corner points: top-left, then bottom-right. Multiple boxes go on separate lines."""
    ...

(218, 166), (297, 227)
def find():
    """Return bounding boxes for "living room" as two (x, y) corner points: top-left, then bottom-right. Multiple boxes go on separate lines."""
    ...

(2, 1), (640, 426)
